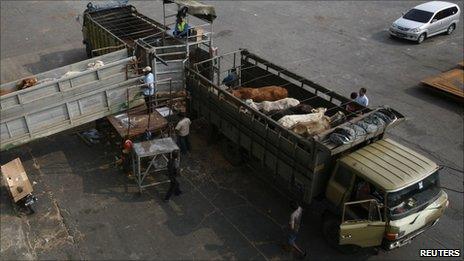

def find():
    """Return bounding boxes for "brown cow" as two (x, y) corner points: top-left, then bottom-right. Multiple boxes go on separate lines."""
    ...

(232, 86), (288, 102)
(18, 77), (38, 90)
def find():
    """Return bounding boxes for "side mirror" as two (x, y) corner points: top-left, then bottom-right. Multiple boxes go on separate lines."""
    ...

(401, 12), (405, 16)
(431, 19), (438, 23)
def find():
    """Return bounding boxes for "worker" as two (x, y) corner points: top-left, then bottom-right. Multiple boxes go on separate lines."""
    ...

(175, 113), (191, 155)
(222, 68), (239, 88)
(345, 92), (358, 113)
(355, 87), (369, 107)
(141, 66), (155, 113)
(121, 138), (133, 176)
(285, 201), (307, 258)
(173, 16), (189, 38)
(164, 152), (182, 201)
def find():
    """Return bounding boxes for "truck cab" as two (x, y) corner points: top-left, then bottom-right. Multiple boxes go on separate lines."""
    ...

(325, 138), (448, 250)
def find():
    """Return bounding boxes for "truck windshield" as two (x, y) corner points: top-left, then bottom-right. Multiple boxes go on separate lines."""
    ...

(387, 171), (440, 219)
(403, 9), (434, 23)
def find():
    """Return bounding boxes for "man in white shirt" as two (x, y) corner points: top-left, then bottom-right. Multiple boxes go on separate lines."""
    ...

(355, 87), (369, 107)
(175, 113), (191, 154)
(141, 66), (155, 113)
(287, 201), (306, 258)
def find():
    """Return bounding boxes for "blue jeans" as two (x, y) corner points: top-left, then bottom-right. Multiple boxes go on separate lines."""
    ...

(177, 135), (190, 154)
(288, 232), (297, 245)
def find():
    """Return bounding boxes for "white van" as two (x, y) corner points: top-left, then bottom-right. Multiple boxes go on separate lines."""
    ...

(389, 1), (460, 44)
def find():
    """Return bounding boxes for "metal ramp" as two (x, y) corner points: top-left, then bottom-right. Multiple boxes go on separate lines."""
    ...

(0, 49), (142, 150)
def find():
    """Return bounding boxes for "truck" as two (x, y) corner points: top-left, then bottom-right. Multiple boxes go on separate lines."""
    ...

(81, 0), (215, 92)
(186, 49), (449, 252)
(1, 0), (449, 253)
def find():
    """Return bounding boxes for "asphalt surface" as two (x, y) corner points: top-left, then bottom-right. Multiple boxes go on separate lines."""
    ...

(1, 1), (463, 260)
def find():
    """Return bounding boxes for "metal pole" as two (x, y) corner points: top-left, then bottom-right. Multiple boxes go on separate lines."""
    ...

(126, 88), (131, 138)
(217, 56), (221, 87)
(162, 1), (166, 45)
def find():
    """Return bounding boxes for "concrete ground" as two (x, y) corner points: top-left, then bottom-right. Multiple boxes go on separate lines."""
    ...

(1, 1), (463, 260)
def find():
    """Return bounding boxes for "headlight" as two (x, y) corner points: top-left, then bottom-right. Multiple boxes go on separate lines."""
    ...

(391, 23), (398, 28)
(411, 28), (420, 33)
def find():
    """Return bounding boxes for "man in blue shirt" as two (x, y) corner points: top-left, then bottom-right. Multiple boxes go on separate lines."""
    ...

(355, 87), (369, 107)
(141, 66), (155, 113)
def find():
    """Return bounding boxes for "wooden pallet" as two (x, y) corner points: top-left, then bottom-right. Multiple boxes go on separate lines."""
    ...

(422, 65), (464, 99)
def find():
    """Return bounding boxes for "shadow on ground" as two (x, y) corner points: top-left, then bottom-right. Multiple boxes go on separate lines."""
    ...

(23, 48), (87, 75)
(1, 120), (375, 260)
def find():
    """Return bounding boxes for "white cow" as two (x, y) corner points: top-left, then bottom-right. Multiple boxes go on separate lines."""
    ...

(244, 98), (300, 113)
(277, 107), (327, 129)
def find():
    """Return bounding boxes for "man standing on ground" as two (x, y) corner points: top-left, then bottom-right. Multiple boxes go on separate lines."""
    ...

(355, 87), (369, 107)
(164, 152), (182, 201)
(287, 201), (306, 258)
(141, 66), (155, 113)
(175, 113), (191, 155)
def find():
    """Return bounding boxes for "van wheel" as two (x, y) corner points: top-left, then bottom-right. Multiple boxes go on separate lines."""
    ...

(446, 24), (455, 35)
(416, 33), (426, 44)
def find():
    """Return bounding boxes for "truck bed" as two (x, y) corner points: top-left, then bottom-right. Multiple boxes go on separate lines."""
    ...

(0, 49), (142, 150)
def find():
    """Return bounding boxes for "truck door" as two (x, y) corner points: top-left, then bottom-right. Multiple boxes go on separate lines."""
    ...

(325, 163), (354, 206)
(339, 199), (385, 247)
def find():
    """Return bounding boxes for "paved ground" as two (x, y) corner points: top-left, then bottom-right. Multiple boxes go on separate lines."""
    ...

(1, 1), (463, 260)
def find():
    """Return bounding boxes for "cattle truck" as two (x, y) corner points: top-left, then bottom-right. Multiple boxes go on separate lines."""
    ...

(186, 49), (449, 252)
(81, 0), (215, 93)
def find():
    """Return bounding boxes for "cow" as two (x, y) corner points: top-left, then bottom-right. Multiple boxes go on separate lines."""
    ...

(291, 111), (346, 137)
(244, 98), (300, 113)
(18, 77), (38, 90)
(269, 103), (313, 121)
(277, 107), (327, 129)
(231, 86), (288, 102)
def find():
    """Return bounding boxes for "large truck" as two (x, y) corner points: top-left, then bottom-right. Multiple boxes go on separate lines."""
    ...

(186, 49), (449, 252)
(1, 0), (448, 253)
(81, 0), (215, 92)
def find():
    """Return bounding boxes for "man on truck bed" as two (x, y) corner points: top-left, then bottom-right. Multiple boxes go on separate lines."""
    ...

(141, 66), (155, 113)
(173, 16), (189, 38)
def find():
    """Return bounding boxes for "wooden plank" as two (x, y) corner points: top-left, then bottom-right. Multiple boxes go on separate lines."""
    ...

(107, 105), (168, 138)
(1, 158), (33, 203)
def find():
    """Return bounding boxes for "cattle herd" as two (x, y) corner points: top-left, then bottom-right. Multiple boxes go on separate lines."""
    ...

(229, 85), (347, 138)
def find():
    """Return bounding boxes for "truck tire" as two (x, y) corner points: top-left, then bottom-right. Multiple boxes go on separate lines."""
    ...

(322, 216), (340, 248)
(322, 215), (361, 254)
(85, 42), (93, 58)
(221, 138), (242, 166)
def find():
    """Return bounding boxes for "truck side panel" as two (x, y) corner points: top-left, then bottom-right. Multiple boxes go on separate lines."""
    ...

(0, 50), (141, 150)
(190, 75), (316, 203)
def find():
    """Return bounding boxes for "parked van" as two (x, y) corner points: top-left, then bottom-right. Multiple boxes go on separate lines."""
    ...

(389, 1), (460, 43)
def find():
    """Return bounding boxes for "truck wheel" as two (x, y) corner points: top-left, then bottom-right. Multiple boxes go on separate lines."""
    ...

(446, 24), (455, 35)
(85, 42), (93, 58)
(322, 216), (361, 254)
(322, 216), (340, 248)
(221, 139), (242, 166)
